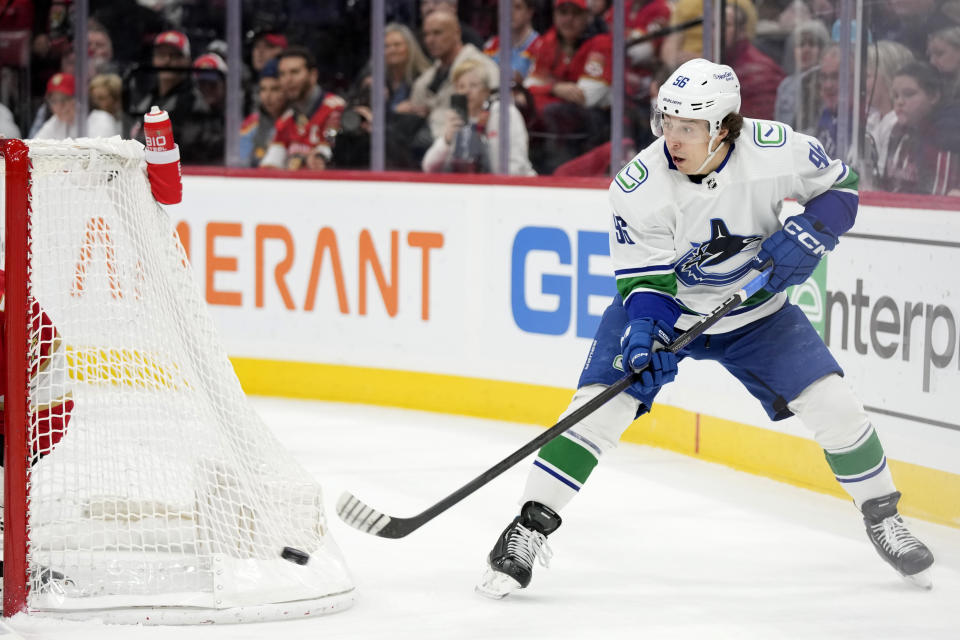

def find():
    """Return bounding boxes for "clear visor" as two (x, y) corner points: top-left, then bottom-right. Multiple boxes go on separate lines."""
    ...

(651, 111), (712, 144)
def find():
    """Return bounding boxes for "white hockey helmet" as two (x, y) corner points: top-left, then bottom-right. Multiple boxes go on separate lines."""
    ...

(654, 59), (741, 140)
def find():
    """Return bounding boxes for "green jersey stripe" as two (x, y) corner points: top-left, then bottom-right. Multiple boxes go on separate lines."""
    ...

(616, 273), (678, 300)
(834, 166), (859, 191)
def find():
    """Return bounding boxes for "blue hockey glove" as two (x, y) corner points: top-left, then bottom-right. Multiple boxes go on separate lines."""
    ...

(620, 318), (679, 395)
(753, 215), (838, 293)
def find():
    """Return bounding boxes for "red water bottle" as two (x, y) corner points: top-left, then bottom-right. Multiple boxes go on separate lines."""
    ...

(143, 106), (182, 205)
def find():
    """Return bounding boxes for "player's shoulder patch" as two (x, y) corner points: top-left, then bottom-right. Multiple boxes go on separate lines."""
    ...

(613, 157), (650, 193)
(751, 120), (788, 148)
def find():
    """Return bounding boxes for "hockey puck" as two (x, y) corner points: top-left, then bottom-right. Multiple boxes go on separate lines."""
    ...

(281, 546), (310, 565)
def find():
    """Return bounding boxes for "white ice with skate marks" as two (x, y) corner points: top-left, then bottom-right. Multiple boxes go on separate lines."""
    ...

(7, 397), (960, 640)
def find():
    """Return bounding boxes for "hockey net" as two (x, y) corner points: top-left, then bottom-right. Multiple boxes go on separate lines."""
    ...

(0, 138), (354, 624)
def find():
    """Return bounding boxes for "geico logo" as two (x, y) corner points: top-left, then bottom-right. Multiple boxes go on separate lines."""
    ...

(510, 226), (615, 338)
(824, 278), (958, 393)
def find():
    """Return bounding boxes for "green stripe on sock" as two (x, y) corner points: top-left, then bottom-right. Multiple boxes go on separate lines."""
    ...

(824, 429), (885, 477)
(538, 436), (599, 485)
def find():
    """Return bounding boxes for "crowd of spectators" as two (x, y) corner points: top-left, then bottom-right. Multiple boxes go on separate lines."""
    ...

(2, 0), (960, 193)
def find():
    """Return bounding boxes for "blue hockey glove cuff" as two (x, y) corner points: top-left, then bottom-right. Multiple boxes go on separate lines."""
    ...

(753, 215), (838, 293)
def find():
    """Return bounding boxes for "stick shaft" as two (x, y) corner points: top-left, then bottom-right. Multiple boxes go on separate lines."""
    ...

(345, 268), (772, 538)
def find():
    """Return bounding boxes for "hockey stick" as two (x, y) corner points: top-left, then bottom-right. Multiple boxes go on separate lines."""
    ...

(337, 266), (773, 539)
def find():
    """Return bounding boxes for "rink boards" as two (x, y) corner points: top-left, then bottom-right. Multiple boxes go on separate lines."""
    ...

(174, 170), (960, 528)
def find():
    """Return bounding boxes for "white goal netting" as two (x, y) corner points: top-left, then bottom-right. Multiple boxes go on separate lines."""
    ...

(2, 138), (354, 624)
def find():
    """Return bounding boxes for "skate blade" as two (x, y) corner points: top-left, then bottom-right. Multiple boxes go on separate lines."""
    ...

(475, 569), (522, 600)
(902, 569), (933, 590)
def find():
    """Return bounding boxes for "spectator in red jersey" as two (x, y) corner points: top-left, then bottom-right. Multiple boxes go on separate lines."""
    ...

(482, 0), (543, 81)
(604, 0), (671, 146)
(260, 47), (346, 171)
(605, 0), (670, 75)
(552, 138), (636, 176)
(723, 0), (785, 121)
(411, 9), (500, 139)
(524, 0), (614, 174)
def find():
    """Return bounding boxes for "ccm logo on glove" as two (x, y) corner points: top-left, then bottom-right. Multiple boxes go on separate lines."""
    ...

(784, 219), (828, 256)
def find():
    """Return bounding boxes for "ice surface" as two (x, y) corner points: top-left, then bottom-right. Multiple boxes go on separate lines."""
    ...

(9, 397), (960, 640)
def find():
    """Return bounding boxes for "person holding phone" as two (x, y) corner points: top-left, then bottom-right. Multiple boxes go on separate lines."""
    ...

(421, 60), (536, 175)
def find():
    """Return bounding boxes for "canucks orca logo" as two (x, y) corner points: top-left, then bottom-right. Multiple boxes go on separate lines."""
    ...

(675, 219), (762, 287)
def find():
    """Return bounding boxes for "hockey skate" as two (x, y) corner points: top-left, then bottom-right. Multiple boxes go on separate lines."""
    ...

(476, 501), (561, 599)
(861, 491), (934, 589)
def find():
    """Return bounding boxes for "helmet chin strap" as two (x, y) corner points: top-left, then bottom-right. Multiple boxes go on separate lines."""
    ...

(693, 134), (725, 174)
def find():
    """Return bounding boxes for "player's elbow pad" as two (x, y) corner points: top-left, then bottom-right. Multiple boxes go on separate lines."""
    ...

(802, 189), (858, 237)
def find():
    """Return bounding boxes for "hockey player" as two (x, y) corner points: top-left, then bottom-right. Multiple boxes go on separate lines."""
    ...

(0, 273), (75, 465)
(0, 271), (75, 589)
(477, 58), (935, 598)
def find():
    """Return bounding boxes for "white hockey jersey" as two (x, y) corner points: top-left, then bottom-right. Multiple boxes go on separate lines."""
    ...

(608, 118), (857, 334)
